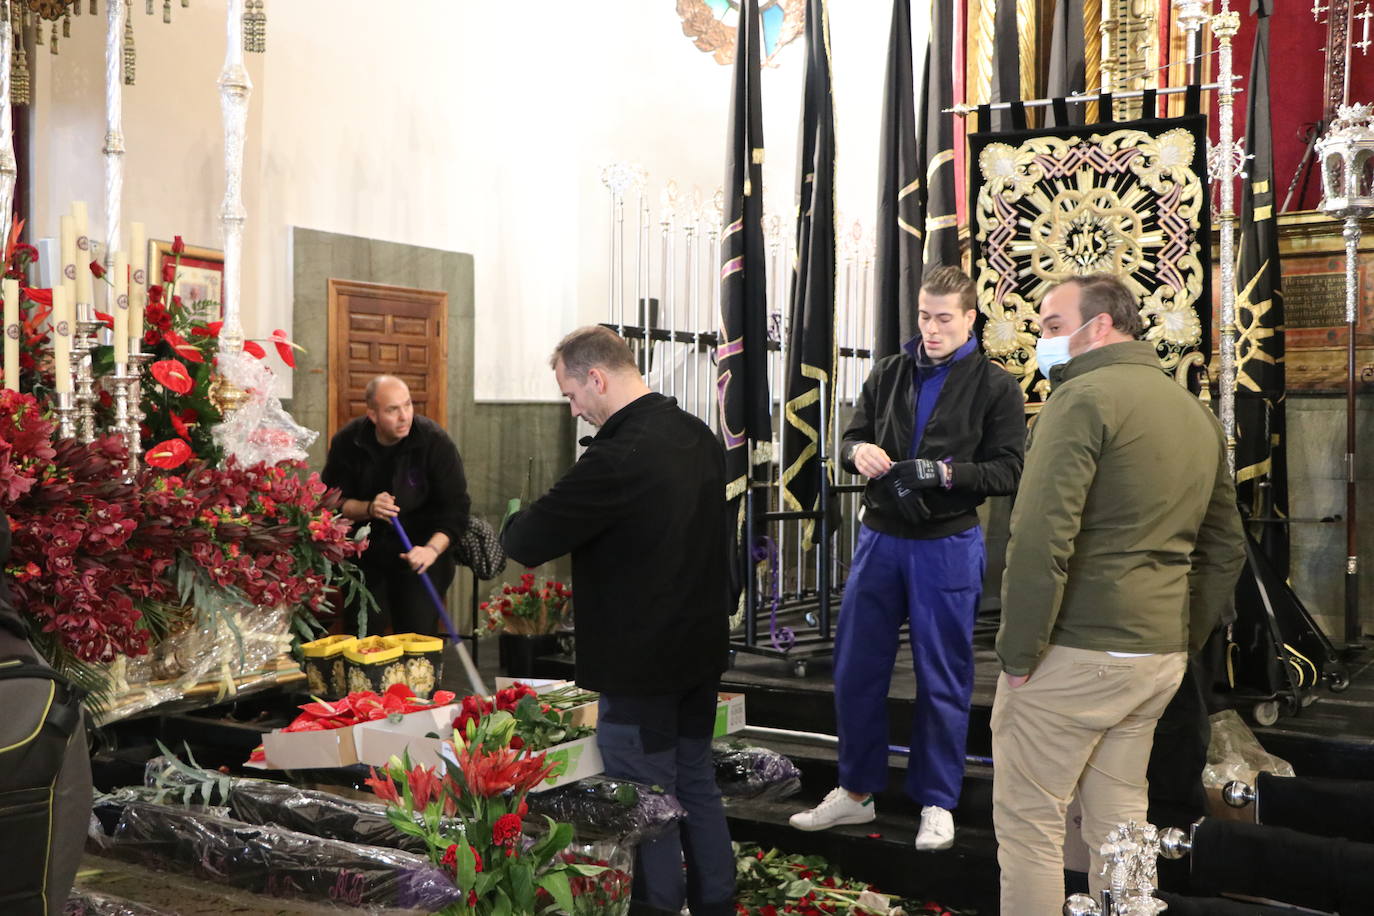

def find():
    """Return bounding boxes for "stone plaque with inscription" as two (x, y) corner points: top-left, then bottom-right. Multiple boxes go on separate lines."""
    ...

(1285, 272), (1349, 329)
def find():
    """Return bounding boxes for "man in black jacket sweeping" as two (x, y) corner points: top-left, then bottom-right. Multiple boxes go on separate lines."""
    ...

(789, 266), (1024, 850)
(323, 376), (470, 636)
(502, 326), (735, 916)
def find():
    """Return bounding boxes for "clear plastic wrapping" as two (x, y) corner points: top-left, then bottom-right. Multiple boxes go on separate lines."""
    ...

(211, 350), (318, 467)
(525, 776), (687, 845)
(88, 797), (463, 911)
(64, 890), (176, 916)
(712, 740), (802, 801)
(98, 603), (299, 726)
(1203, 709), (1295, 788)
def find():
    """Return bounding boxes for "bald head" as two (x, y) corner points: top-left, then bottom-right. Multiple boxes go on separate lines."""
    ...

(365, 375), (414, 445)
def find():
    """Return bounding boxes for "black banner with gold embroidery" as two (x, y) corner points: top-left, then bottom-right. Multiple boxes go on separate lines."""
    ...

(920, 0), (960, 271)
(873, 0), (921, 360)
(717, 0), (771, 507)
(1236, 0), (1288, 574)
(781, 0), (836, 546)
(968, 111), (1213, 404)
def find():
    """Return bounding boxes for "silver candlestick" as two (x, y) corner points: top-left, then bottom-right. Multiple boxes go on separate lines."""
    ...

(72, 319), (103, 443)
(126, 350), (149, 473)
(54, 390), (77, 440)
(110, 360), (137, 481)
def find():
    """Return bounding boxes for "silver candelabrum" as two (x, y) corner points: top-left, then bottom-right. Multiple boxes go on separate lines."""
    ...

(109, 352), (148, 480)
(1063, 821), (1167, 916)
(71, 318), (104, 443)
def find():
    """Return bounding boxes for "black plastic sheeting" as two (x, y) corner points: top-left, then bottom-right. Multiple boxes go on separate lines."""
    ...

(526, 776), (686, 845)
(88, 797), (462, 911)
(713, 742), (802, 801)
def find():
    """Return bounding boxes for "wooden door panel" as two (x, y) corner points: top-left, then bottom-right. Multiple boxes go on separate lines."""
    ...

(327, 280), (448, 440)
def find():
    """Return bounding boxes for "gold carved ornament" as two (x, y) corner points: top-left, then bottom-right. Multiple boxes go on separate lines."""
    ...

(676, 0), (804, 66)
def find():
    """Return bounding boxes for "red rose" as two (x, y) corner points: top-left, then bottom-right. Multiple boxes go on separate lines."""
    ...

(171, 235), (186, 255)
(89, 260), (106, 279)
(161, 261), (176, 284)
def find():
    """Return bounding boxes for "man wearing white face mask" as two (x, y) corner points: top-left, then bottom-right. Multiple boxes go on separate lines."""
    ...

(991, 274), (1244, 914)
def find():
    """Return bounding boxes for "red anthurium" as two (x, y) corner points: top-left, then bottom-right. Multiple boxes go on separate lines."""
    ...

(169, 412), (193, 441)
(145, 438), (192, 470)
(21, 287), (51, 307)
(243, 340), (266, 359)
(93, 311), (115, 331)
(269, 329), (300, 368)
(150, 359), (193, 395)
(162, 329), (206, 364)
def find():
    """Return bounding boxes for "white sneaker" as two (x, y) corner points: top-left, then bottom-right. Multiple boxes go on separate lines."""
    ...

(788, 787), (876, 831)
(915, 805), (955, 851)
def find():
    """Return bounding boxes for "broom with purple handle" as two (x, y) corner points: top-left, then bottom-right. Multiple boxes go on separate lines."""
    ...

(389, 516), (488, 696)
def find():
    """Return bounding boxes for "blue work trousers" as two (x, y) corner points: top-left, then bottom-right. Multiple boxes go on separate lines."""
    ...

(597, 681), (736, 915)
(834, 524), (984, 810)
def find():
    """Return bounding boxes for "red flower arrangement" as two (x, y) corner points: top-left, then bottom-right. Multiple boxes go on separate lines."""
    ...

(366, 711), (607, 915)
(479, 573), (572, 637)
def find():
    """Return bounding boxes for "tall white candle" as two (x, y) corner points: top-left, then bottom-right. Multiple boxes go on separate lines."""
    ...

(59, 215), (76, 310)
(72, 202), (93, 321)
(2, 279), (18, 392)
(112, 251), (128, 365)
(52, 287), (71, 394)
(129, 221), (145, 350)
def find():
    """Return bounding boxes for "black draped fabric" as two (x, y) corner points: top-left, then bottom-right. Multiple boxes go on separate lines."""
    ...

(873, 0), (921, 359)
(988, 0), (1021, 133)
(1255, 771), (1374, 843)
(780, 0), (836, 547)
(1235, 0), (1289, 575)
(920, 0), (960, 271)
(968, 112), (1213, 404)
(1154, 892), (1310, 916)
(1190, 817), (1374, 911)
(1045, 0), (1086, 126)
(717, 0), (771, 509)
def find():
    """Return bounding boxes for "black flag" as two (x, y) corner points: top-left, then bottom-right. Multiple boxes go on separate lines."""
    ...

(1236, 0), (1288, 574)
(717, 0), (771, 508)
(873, 0), (922, 359)
(920, 0), (961, 272)
(988, 0), (1021, 132)
(781, 0), (836, 547)
(1046, 0), (1086, 125)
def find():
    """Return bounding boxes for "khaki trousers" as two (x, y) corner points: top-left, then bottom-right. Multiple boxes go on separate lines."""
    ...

(991, 645), (1187, 916)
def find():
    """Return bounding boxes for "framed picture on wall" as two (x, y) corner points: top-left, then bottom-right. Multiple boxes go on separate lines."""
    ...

(149, 239), (224, 324)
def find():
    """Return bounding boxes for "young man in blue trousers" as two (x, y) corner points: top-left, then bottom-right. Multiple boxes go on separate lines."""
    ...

(789, 267), (1024, 850)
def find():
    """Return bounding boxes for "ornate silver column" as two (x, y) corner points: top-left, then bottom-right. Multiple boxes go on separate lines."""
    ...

(1316, 102), (1374, 646)
(0, 1), (16, 230)
(104, 0), (126, 264)
(1213, 5), (1241, 476)
(217, 0), (250, 356)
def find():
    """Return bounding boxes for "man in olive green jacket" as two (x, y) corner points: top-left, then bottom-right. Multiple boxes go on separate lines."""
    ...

(992, 274), (1245, 915)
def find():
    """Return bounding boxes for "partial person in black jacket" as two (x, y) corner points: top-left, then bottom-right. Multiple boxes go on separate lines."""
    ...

(502, 326), (734, 916)
(789, 267), (1025, 851)
(322, 376), (470, 636)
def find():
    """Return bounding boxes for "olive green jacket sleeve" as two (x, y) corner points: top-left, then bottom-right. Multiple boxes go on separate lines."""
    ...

(1185, 413), (1246, 652)
(996, 383), (1106, 676)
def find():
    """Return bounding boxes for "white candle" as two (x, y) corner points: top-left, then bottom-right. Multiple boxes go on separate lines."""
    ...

(72, 202), (93, 321)
(59, 215), (76, 310)
(2, 279), (18, 392)
(112, 251), (129, 366)
(52, 287), (72, 395)
(129, 221), (146, 351)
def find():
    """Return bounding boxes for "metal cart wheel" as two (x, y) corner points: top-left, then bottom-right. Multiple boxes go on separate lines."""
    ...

(1251, 700), (1280, 727)
(1327, 667), (1351, 693)
(791, 659), (809, 678)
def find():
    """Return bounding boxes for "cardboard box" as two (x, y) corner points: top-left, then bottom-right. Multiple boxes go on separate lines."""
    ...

(352, 704), (461, 771)
(714, 693), (746, 737)
(438, 732), (604, 793)
(261, 724), (362, 770)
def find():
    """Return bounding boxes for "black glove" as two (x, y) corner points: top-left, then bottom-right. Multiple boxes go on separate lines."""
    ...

(887, 459), (942, 526)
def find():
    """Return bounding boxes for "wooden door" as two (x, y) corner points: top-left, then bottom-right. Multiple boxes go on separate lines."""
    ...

(327, 279), (448, 440)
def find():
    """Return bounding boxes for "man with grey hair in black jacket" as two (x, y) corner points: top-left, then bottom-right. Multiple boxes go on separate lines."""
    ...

(502, 325), (735, 916)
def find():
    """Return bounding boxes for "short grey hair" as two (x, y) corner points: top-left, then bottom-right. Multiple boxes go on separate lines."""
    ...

(1045, 273), (1144, 338)
(550, 326), (638, 380)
